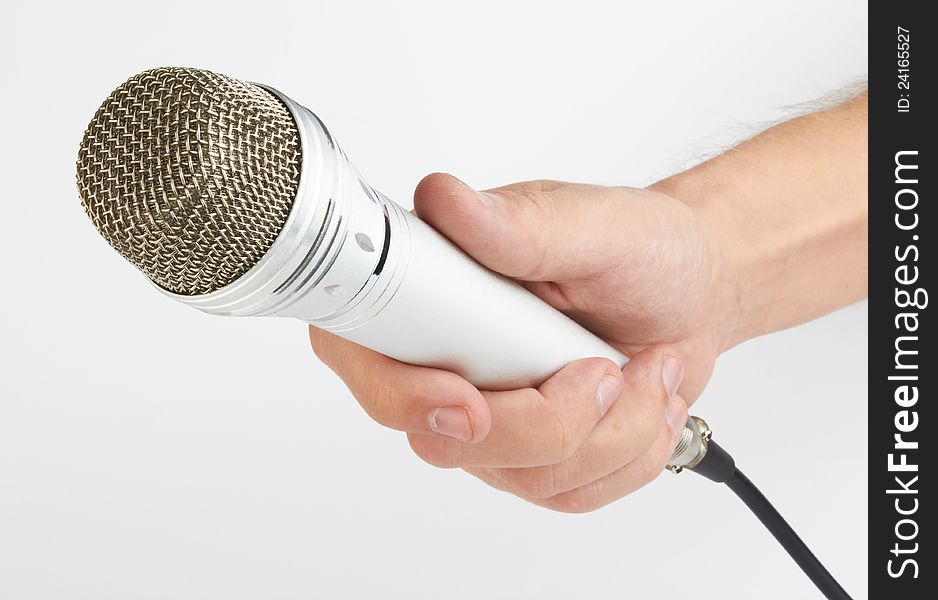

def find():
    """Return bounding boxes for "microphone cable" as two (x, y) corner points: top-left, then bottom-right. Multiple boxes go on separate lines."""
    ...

(681, 431), (854, 600)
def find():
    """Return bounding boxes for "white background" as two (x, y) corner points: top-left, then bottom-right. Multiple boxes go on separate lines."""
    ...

(3, 1), (867, 598)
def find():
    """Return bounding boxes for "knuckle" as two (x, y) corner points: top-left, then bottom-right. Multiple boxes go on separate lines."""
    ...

(526, 193), (557, 280)
(503, 188), (556, 280)
(545, 488), (598, 514)
(501, 465), (558, 499)
(518, 391), (579, 465)
(638, 451), (668, 485)
(528, 179), (566, 193)
(637, 461), (659, 486)
(360, 379), (398, 422)
(407, 434), (463, 469)
(546, 407), (579, 464)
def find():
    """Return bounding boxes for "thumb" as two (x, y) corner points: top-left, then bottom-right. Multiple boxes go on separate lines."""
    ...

(413, 173), (637, 281)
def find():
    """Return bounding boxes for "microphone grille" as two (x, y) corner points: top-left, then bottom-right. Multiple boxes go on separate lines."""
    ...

(77, 67), (302, 296)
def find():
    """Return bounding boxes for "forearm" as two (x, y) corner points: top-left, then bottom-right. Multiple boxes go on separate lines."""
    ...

(652, 91), (868, 350)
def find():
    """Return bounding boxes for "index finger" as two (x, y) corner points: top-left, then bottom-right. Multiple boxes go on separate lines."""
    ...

(309, 326), (492, 442)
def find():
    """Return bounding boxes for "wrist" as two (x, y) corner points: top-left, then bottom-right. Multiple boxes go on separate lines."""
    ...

(648, 93), (868, 355)
(648, 168), (754, 353)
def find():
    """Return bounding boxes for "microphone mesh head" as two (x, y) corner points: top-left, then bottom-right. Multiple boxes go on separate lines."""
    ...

(77, 67), (302, 296)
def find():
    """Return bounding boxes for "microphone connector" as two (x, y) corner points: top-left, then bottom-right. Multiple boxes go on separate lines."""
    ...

(666, 416), (712, 474)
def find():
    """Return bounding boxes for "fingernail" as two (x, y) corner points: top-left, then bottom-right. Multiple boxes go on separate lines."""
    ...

(665, 396), (687, 442)
(476, 191), (496, 207)
(661, 356), (684, 400)
(596, 374), (621, 415)
(429, 407), (473, 441)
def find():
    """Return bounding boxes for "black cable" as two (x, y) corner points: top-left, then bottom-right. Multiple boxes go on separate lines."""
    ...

(689, 440), (853, 600)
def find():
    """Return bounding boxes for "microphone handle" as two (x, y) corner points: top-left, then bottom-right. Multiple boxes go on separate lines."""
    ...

(316, 199), (628, 390)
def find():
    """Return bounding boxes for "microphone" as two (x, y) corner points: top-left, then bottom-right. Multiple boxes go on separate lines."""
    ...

(77, 67), (707, 470)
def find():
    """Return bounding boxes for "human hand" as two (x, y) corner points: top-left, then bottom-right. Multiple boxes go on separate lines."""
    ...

(309, 173), (737, 512)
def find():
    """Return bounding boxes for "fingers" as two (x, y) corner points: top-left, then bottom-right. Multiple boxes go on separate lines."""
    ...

(413, 172), (663, 281)
(313, 324), (691, 512)
(407, 357), (623, 468)
(466, 396), (688, 514)
(312, 318), (690, 512)
(309, 326), (492, 442)
(529, 406), (686, 513)
(492, 347), (686, 498)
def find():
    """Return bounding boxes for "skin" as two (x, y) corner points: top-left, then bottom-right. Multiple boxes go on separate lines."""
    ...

(309, 91), (868, 513)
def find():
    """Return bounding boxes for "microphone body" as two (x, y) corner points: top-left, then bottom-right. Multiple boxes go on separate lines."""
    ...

(169, 88), (627, 389)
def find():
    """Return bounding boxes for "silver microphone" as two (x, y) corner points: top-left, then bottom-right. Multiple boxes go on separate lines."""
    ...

(77, 67), (708, 470)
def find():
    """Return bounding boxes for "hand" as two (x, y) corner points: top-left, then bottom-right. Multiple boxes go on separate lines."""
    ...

(309, 173), (736, 512)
